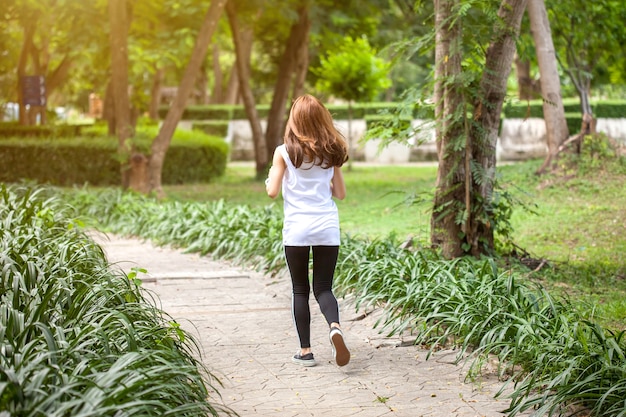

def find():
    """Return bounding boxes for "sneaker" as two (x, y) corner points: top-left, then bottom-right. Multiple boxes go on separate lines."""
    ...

(292, 351), (316, 367)
(329, 327), (350, 367)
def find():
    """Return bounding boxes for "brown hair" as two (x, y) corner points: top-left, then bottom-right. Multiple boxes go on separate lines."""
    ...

(283, 94), (349, 169)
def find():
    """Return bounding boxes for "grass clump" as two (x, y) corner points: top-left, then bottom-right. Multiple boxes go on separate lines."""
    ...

(0, 185), (229, 416)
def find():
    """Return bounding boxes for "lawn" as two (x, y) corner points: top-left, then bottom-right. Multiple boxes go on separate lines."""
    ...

(163, 158), (626, 330)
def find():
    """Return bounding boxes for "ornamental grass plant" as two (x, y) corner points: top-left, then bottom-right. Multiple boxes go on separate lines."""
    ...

(58, 180), (626, 417)
(4, 146), (625, 416)
(0, 185), (229, 416)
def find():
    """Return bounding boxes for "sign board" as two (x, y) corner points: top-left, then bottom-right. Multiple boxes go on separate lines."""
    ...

(22, 75), (46, 106)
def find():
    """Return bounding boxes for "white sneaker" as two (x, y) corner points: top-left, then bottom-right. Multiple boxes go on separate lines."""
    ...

(329, 327), (350, 366)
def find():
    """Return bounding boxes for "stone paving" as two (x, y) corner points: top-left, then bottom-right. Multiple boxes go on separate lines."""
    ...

(95, 233), (534, 417)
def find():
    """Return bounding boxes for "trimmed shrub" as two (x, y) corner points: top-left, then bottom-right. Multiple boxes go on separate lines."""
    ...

(0, 128), (229, 186)
(192, 120), (230, 137)
(503, 99), (626, 119)
(0, 122), (86, 137)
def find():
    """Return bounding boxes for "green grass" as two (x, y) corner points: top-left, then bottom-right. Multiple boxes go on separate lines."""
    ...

(163, 158), (626, 331)
(164, 162), (438, 239)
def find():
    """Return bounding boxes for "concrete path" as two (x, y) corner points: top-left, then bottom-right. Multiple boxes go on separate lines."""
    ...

(95, 233), (532, 417)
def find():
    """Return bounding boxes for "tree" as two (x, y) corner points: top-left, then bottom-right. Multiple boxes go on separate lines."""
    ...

(108, 0), (134, 189)
(315, 36), (391, 168)
(527, 0), (569, 174)
(264, 2), (311, 168)
(430, 0), (529, 258)
(8, 0), (99, 125)
(226, 0), (267, 178)
(149, 0), (227, 197)
(546, 0), (626, 133)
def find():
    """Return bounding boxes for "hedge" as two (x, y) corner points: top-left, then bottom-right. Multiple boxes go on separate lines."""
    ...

(503, 99), (626, 119)
(159, 99), (625, 122)
(0, 131), (229, 186)
(0, 122), (86, 137)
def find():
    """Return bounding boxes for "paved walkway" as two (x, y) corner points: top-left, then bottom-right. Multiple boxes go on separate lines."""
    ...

(95, 233), (532, 417)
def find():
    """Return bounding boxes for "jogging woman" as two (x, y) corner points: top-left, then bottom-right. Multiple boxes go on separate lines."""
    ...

(265, 94), (350, 367)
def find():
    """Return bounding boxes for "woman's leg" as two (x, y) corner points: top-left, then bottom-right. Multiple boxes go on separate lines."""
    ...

(311, 245), (340, 326)
(284, 246), (312, 349)
(312, 245), (350, 366)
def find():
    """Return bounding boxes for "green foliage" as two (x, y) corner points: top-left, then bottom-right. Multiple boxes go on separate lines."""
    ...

(502, 99), (626, 118)
(0, 185), (226, 416)
(556, 133), (626, 178)
(55, 181), (626, 417)
(0, 125), (229, 186)
(314, 36), (392, 103)
(192, 121), (230, 137)
(0, 122), (86, 137)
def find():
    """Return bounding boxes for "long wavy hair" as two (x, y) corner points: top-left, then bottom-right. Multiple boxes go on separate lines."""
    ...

(283, 94), (349, 169)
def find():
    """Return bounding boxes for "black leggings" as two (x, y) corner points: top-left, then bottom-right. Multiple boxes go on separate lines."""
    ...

(284, 245), (340, 349)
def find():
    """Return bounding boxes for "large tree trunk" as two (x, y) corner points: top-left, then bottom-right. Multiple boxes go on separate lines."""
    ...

(226, 1), (267, 179)
(108, 0), (135, 190)
(263, 4), (311, 170)
(431, 0), (466, 258)
(149, 0), (227, 197)
(469, 0), (529, 255)
(528, 0), (569, 174)
(431, 0), (528, 258)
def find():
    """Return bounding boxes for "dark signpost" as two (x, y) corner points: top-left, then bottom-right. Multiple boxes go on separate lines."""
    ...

(22, 75), (47, 106)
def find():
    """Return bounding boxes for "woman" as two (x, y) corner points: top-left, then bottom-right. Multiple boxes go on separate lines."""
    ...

(265, 94), (350, 367)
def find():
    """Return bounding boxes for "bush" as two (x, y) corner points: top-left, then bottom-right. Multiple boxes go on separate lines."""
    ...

(0, 185), (226, 416)
(0, 126), (229, 186)
(192, 120), (230, 137)
(0, 122), (85, 137)
(503, 99), (626, 119)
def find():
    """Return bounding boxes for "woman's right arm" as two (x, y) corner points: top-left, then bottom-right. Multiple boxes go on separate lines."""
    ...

(331, 166), (346, 200)
(266, 149), (286, 199)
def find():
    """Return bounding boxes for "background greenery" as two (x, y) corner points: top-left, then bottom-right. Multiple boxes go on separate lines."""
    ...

(163, 155), (626, 332)
(46, 145), (625, 416)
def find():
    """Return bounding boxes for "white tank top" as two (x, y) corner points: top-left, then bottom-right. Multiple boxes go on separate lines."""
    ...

(277, 144), (340, 246)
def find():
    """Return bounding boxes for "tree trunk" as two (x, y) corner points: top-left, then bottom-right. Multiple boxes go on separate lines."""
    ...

(528, 0), (569, 174)
(17, 20), (37, 126)
(103, 80), (116, 135)
(210, 44), (223, 103)
(431, 0), (528, 258)
(515, 55), (540, 100)
(197, 62), (209, 104)
(264, 4), (311, 171)
(224, 65), (240, 105)
(291, 14), (310, 101)
(149, 0), (227, 197)
(469, 0), (529, 255)
(431, 0), (466, 258)
(148, 67), (164, 120)
(108, 0), (134, 189)
(226, 1), (267, 179)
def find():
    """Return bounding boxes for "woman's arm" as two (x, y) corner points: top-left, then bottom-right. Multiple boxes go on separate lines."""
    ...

(331, 166), (346, 200)
(266, 149), (286, 199)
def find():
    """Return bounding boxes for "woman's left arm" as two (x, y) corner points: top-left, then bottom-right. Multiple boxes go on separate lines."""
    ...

(331, 166), (346, 200)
